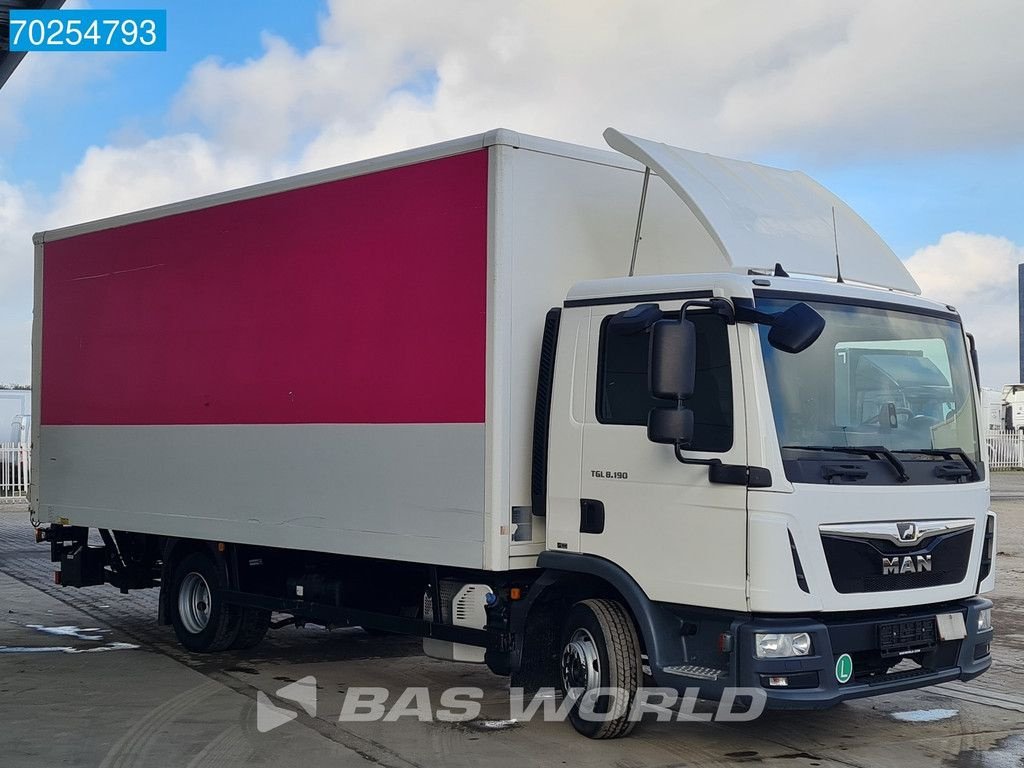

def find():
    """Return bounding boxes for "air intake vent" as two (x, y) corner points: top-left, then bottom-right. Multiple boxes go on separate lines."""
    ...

(789, 530), (810, 593)
(511, 506), (533, 542)
(452, 584), (491, 627)
(978, 514), (995, 586)
(422, 581), (493, 664)
(531, 308), (561, 517)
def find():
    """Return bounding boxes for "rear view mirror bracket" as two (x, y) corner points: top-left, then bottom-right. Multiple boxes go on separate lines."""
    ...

(680, 297), (735, 324)
(734, 301), (825, 354)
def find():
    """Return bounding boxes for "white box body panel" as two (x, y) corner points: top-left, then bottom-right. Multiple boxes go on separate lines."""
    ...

(33, 132), (707, 572)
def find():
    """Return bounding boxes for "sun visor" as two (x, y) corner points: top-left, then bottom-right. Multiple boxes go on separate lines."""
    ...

(604, 128), (920, 294)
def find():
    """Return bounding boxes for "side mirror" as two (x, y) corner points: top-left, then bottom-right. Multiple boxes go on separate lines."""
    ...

(649, 318), (696, 399)
(648, 406), (694, 445)
(767, 303), (825, 354)
(647, 318), (697, 446)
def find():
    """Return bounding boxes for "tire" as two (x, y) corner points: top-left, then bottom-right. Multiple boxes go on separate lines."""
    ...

(169, 550), (241, 653)
(559, 598), (642, 739)
(231, 607), (271, 650)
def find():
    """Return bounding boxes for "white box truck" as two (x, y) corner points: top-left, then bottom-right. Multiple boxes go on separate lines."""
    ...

(30, 129), (994, 738)
(1, 389), (31, 499)
(0, 388), (31, 443)
(981, 387), (1004, 432)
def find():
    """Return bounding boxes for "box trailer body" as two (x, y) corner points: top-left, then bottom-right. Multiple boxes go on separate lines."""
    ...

(32, 132), (715, 573)
(31, 129), (994, 736)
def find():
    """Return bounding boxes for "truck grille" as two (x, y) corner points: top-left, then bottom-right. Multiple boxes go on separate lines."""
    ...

(821, 529), (972, 593)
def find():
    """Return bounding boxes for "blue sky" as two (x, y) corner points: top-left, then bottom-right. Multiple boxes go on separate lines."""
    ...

(4, 1), (324, 191)
(812, 150), (1024, 258)
(1, 1), (1022, 387)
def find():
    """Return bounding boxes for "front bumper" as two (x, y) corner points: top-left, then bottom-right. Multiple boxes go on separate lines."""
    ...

(651, 597), (992, 708)
(736, 597), (993, 708)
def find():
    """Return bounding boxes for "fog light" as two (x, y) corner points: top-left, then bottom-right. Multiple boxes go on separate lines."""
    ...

(767, 676), (789, 687)
(978, 607), (992, 631)
(755, 632), (812, 658)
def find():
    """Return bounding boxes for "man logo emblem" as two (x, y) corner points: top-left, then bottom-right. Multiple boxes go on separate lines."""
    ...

(897, 522), (918, 542)
(882, 555), (932, 575)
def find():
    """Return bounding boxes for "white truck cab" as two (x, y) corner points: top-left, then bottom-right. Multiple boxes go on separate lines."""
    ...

(530, 131), (993, 712)
(537, 270), (992, 709)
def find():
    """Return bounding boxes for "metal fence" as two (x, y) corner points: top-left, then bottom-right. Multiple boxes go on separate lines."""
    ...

(1, 437), (1020, 496)
(986, 431), (1024, 470)
(0, 441), (29, 501)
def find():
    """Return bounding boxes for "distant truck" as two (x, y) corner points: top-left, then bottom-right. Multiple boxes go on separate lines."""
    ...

(0, 389), (30, 443)
(980, 388), (1004, 432)
(0, 390), (30, 498)
(31, 129), (994, 737)
(1001, 384), (1024, 432)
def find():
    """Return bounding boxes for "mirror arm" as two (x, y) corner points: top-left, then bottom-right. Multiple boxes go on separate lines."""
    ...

(681, 297), (735, 323)
(673, 444), (773, 487)
(966, 332), (981, 394)
(673, 443), (721, 467)
(733, 304), (776, 327)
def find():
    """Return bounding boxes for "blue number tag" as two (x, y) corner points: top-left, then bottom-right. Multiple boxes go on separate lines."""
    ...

(8, 9), (167, 52)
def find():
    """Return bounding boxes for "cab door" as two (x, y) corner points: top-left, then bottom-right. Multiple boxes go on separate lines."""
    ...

(577, 303), (749, 612)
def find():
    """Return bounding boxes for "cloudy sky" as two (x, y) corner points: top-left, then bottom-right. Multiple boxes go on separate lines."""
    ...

(1, 0), (1022, 388)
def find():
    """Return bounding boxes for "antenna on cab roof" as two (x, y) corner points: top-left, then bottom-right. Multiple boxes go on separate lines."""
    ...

(628, 167), (651, 277)
(832, 206), (845, 284)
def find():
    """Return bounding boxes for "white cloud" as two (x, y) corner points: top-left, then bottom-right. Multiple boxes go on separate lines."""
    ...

(0, 181), (37, 385)
(49, 134), (270, 226)
(172, 0), (1024, 167)
(717, 2), (1024, 157)
(0, 181), (32, 289)
(906, 232), (1023, 388)
(2, 0), (1022, 387)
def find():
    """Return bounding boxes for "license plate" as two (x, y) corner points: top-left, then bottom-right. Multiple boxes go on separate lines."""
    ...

(936, 611), (967, 641)
(878, 618), (938, 657)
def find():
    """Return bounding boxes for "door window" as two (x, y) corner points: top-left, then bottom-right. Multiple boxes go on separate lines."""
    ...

(596, 312), (733, 452)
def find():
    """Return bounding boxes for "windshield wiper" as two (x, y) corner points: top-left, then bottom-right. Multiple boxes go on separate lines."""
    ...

(782, 445), (910, 482)
(893, 448), (980, 482)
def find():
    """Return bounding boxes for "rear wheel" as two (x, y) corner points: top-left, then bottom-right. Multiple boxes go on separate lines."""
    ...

(560, 598), (642, 739)
(169, 550), (240, 652)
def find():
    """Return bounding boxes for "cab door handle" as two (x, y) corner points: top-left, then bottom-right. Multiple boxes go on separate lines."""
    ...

(580, 499), (605, 534)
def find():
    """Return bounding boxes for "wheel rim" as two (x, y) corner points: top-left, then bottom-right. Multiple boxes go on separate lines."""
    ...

(178, 571), (212, 634)
(561, 627), (601, 693)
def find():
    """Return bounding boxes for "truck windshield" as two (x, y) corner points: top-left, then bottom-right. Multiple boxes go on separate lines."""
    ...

(757, 297), (980, 464)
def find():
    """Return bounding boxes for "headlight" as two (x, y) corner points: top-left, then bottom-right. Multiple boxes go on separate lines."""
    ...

(755, 632), (812, 658)
(978, 608), (992, 631)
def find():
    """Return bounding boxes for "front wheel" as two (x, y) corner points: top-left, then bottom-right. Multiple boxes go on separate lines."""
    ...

(169, 550), (240, 652)
(560, 598), (642, 739)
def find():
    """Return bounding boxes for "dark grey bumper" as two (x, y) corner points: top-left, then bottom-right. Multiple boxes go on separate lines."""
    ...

(651, 597), (993, 709)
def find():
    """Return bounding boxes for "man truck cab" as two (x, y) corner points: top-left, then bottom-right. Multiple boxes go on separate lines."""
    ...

(537, 131), (992, 722)
(541, 272), (991, 708)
